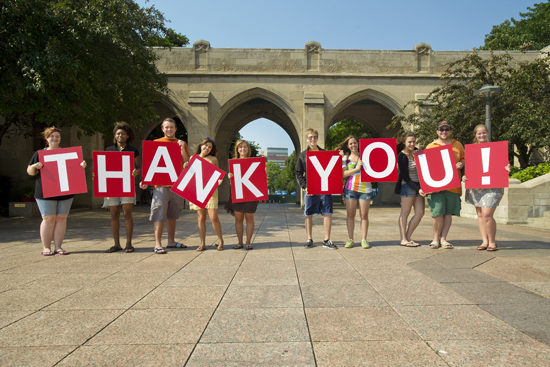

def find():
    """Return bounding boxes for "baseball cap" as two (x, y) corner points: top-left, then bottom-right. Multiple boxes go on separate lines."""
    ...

(437, 121), (452, 130)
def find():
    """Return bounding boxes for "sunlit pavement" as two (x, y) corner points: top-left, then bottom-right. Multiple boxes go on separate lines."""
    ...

(1, 203), (550, 366)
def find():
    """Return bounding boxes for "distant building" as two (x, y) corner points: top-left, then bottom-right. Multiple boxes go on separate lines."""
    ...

(261, 147), (288, 168)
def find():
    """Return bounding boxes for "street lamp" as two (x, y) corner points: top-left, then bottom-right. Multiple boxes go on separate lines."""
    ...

(474, 85), (501, 142)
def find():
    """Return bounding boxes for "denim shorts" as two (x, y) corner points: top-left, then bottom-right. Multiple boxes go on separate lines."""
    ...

(102, 196), (136, 208)
(304, 193), (333, 216)
(343, 188), (372, 202)
(36, 198), (74, 216)
(400, 183), (419, 198)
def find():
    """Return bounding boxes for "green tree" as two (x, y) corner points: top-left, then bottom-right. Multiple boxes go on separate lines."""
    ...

(0, 0), (189, 144)
(325, 119), (375, 150)
(274, 151), (297, 193)
(391, 51), (550, 168)
(266, 161), (281, 193)
(480, 1), (550, 50)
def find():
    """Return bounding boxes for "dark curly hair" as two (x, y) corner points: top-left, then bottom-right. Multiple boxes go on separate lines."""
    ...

(112, 121), (135, 144)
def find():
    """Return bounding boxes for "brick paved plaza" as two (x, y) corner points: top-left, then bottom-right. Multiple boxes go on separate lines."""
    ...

(1, 203), (550, 366)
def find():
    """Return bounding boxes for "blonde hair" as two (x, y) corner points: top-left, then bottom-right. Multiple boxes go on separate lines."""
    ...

(234, 139), (251, 158)
(306, 128), (318, 137)
(472, 124), (488, 144)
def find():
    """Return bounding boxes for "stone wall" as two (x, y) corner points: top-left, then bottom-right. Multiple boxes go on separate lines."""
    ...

(460, 173), (550, 226)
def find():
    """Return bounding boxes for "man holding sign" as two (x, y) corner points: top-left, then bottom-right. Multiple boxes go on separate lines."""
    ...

(425, 121), (465, 249)
(296, 128), (336, 250)
(140, 118), (190, 254)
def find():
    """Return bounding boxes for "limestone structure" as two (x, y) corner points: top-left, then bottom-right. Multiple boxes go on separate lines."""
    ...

(0, 41), (541, 208)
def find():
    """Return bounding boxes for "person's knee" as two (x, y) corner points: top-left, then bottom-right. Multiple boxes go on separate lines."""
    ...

(56, 215), (68, 223)
(42, 215), (56, 224)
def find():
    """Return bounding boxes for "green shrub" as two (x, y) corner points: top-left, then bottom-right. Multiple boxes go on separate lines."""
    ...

(510, 163), (550, 183)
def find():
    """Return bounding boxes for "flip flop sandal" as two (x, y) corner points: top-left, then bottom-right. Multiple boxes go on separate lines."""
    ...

(124, 246), (135, 253)
(487, 245), (498, 251)
(233, 244), (244, 249)
(430, 242), (440, 249)
(477, 244), (489, 250)
(106, 246), (123, 253)
(153, 247), (166, 254)
(246, 245), (253, 250)
(441, 242), (454, 249)
(56, 249), (69, 255)
(167, 242), (187, 248)
(41, 251), (54, 256)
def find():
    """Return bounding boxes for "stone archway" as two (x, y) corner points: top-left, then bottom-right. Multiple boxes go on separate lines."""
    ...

(212, 89), (301, 203)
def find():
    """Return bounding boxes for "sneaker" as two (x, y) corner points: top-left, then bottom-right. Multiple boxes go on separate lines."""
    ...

(304, 239), (314, 249)
(323, 239), (337, 250)
(345, 239), (355, 248)
(361, 239), (371, 249)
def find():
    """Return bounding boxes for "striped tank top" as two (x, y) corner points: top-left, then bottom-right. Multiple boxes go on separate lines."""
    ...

(343, 157), (372, 193)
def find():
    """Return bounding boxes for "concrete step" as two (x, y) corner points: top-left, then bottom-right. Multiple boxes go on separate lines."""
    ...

(528, 217), (550, 229)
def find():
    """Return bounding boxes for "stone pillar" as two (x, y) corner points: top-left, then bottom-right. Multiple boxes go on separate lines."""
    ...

(187, 91), (210, 152)
(301, 92), (326, 206)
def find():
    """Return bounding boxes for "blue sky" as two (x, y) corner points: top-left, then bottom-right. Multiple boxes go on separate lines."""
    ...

(139, 0), (536, 153)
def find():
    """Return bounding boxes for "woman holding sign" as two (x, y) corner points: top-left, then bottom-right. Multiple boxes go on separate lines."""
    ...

(103, 122), (141, 253)
(27, 127), (87, 256)
(186, 137), (224, 251)
(225, 140), (258, 250)
(337, 135), (372, 249)
(395, 132), (424, 247)
(463, 124), (511, 251)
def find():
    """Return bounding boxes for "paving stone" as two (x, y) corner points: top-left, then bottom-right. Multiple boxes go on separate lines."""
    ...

(200, 308), (309, 343)
(187, 342), (315, 366)
(220, 285), (303, 308)
(0, 346), (75, 367)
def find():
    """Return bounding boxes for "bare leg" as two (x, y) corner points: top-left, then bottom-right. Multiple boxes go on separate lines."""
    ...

(482, 207), (498, 248)
(166, 218), (177, 247)
(121, 203), (134, 248)
(245, 213), (255, 246)
(234, 211), (245, 246)
(323, 214), (332, 241)
(475, 207), (488, 248)
(439, 214), (453, 243)
(346, 199), (357, 240)
(305, 216), (313, 240)
(208, 208), (224, 250)
(40, 215), (56, 253)
(52, 214), (68, 251)
(358, 200), (370, 241)
(197, 210), (207, 250)
(399, 197), (414, 244)
(431, 215), (444, 244)
(154, 221), (164, 248)
(109, 205), (122, 248)
(406, 196), (425, 244)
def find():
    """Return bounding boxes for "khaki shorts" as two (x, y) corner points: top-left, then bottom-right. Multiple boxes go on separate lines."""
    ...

(149, 187), (184, 222)
(428, 191), (461, 217)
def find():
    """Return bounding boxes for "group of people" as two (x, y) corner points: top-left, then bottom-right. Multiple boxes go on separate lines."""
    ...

(27, 119), (509, 255)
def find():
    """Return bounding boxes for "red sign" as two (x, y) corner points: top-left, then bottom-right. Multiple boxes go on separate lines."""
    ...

(415, 145), (461, 194)
(141, 141), (181, 186)
(360, 139), (398, 182)
(306, 151), (343, 195)
(229, 157), (268, 203)
(93, 151), (135, 198)
(38, 147), (87, 198)
(465, 141), (509, 189)
(171, 155), (226, 209)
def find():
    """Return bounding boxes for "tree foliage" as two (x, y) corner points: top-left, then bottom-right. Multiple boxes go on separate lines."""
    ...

(0, 0), (189, 144)
(274, 151), (297, 193)
(325, 119), (375, 150)
(391, 51), (550, 168)
(266, 161), (281, 193)
(480, 1), (550, 50)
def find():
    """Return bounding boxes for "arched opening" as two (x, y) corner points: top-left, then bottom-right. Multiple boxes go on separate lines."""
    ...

(213, 95), (301, 204)
(328, 95), (402, 205)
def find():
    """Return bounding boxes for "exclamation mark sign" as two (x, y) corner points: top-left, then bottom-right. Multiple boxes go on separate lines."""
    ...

(481, 148), (490, 185)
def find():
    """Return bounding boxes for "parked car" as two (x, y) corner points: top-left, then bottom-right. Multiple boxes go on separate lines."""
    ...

(281, 191), (288, 195)
(275, 190), (282, 195)
(290, 191), (296, 195)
